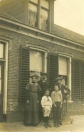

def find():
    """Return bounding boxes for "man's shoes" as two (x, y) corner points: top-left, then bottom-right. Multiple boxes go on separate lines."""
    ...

(47, 123), (52, 127)
(59, 122), (62, 126)
(33, 123), (38, 127)
(54, 123), (57, 127)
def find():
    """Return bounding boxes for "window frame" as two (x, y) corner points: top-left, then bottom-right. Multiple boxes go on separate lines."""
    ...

(40, 6), (49, 31)
(29, 47), (47, 74)
(28, 1), (39, 27)
(58, 54), (72, 101)
(0, 42), (5, 59)
(26, 0), (50, 31)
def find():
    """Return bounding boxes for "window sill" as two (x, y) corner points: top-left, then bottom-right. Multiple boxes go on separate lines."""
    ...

(0, 59), (5, 62)
(68, 100), (73, 103)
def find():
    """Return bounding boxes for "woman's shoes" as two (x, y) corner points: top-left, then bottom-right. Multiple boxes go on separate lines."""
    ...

(57, 124), (60, 127)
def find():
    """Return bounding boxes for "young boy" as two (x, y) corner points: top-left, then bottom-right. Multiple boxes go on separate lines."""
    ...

(51, 84), (62, 127)
(41, 89), (52, 128)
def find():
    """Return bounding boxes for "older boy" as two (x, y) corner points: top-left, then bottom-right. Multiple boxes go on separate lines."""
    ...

(51, 84), (62, 127)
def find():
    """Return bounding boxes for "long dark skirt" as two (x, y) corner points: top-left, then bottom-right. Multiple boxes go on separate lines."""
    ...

(23, 92), (39, 126)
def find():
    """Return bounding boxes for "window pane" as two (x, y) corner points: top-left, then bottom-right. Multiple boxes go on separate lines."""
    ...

(0, 44), (4, 58)
(59, 56), (68, 76)
(40, 9), (48, 30)
(30, 49), (44, 72)
(41, 0), (49, 9)
(29, 3), (37, 27)
(30, 0), (38, 4)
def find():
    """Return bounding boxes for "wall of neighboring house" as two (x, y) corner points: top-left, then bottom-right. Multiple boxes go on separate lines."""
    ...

(0, 27), (84, 122)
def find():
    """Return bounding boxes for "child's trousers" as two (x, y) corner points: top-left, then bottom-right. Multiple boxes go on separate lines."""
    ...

(52, 102), (61, 126)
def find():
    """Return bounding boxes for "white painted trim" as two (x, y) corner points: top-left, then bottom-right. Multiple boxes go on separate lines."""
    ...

(44, 52), (47, 73)
(69, 57), (72, 101)
(3, 42), (8, 114)
(29, 47), (48, 73)
(0, 17), (84, 47)
(58, 53), (72, 58)
(58, 54), (72, 101)
(68, 100), (73, 103)
(1, 26), (84, 54)
(27, 45), (48, 52)
(0, 59), (5, 62)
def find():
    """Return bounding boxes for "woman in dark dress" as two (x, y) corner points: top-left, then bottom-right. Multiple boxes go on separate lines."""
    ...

(23, 75), (41, 126)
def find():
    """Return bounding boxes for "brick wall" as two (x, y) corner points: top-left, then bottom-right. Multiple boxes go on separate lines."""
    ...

(1, 28), (84, 122)
(68, 101), (84, 116)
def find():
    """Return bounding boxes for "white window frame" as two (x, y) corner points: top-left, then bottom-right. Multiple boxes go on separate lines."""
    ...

(58, 54), (72, 102)
(29, 47), (47, 73)
(0, 40), (8, 114)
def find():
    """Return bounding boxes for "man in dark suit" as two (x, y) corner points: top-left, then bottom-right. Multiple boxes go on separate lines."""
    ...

(38, 73), (49, 98)
(38, 73), (49, 122)
(55, 76), (70, 125)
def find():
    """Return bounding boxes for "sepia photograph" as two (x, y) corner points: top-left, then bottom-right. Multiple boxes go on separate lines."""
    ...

(0, 0), (84, 131)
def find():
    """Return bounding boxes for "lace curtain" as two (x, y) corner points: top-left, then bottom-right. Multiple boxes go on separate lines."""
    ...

(29, 10), (37, 27)
(40, 9), (48, 31)
(41, 15), (48, 31)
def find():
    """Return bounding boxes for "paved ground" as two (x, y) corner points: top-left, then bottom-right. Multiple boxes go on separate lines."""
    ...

(0, 115), (84, 132)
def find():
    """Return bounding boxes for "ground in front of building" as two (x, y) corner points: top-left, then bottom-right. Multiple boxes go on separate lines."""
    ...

(0, 115), (84, 132)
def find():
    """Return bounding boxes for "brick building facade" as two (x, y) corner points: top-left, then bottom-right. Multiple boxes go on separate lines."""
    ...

(0, 0), (84, 122)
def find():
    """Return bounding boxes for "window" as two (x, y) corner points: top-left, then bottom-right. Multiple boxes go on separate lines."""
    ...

(40, 0), (49, 31)
(28, 0), (50, 31)
(30, 49), (45, 72)
(19, 46), (47, 102)
(59, 56), (68, 76)
(0, 43), (4, 59)
(29, 1), (38, 27)
(40, 9), (48, 31)
(30, 0), (38, 4)
(58, 55), (71, 87)
(30, 49), (46, 79)
(41, 0), (49, 9)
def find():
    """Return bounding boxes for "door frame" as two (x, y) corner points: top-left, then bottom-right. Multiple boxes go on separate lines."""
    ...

(0, 62), (4, 121)
(0, 40), (8, 120)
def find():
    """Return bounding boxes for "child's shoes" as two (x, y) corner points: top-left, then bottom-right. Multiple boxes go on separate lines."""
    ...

(54, 123), (57, 127)
(44, 123), (48, 128)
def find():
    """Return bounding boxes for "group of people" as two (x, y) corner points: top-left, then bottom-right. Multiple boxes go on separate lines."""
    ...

(23, 73), (70, 128)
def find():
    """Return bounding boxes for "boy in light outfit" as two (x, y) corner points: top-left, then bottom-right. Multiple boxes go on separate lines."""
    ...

(41, 89), (52, 128)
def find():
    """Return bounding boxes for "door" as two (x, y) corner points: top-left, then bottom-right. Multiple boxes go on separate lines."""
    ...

(0, 62), (4, 121)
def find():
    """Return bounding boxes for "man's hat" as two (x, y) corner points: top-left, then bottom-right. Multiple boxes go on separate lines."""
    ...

(40, 72), (47, 76)
(55, 76), (63, 81)
(30, 71), (39, 78)
(30, 74), (39, 78)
